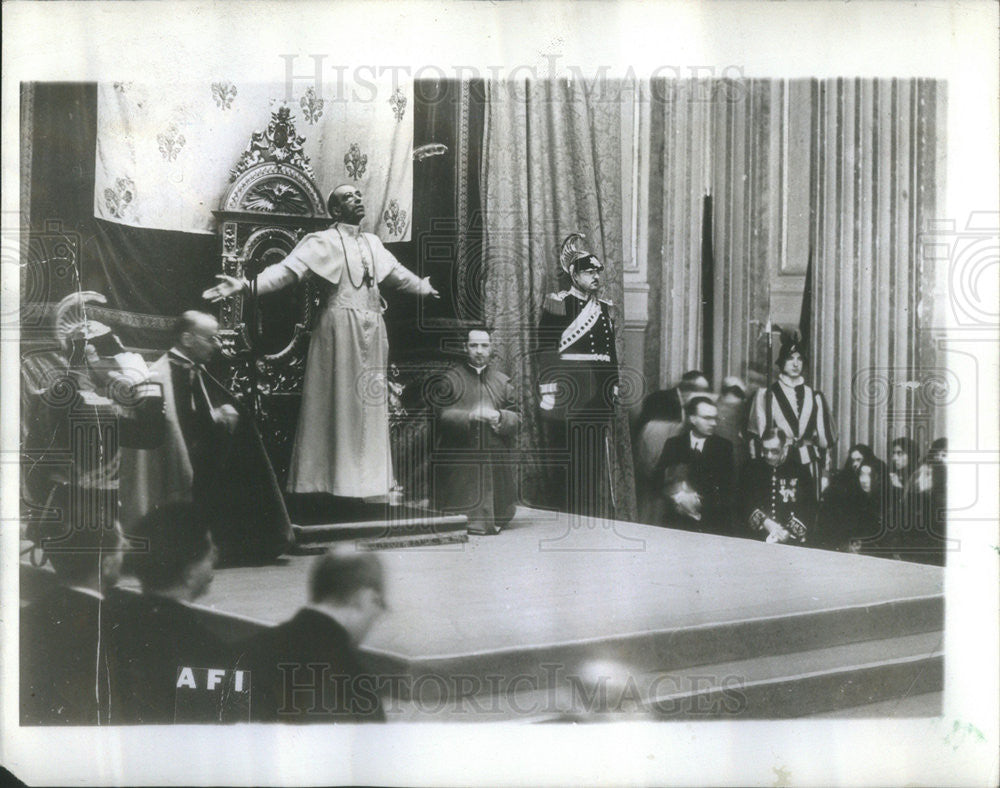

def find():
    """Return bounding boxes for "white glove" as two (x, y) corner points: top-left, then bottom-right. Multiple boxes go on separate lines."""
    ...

(213, 403), (240, 434)
(762, 517), (790, 543)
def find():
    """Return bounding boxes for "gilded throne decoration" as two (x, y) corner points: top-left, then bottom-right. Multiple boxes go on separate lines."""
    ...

(212, 107), (331, 482)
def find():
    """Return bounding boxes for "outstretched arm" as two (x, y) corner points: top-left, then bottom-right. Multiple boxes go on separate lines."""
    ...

(203, 274), (247, 302)
(382, 259), (439, 299)
(372, 239), (439, 298)
(202, 256), (309, 302)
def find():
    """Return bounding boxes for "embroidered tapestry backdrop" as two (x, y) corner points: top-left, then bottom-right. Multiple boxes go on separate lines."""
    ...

(95, 81), (413, 242)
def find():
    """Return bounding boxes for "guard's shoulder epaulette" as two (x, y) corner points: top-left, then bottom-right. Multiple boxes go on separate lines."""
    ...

(599, 297), (614, 307)
(543, 291), (570, 315)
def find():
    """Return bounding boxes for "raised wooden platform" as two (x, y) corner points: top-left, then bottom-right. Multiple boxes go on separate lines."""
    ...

(195, 506), (944, 719)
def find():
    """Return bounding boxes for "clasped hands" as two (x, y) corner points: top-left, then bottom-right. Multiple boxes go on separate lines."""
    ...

(762, 517), (792, 543)
(469, 405), (502, 429)
(669, 482), (703, 521)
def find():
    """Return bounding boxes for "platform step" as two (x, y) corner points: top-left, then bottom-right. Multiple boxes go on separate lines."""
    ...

(374, 591), (944, 691)
(806, 691), (944, 718)
(386, 631), (943, 721)
(643, 630), (944, 719)
(292, 514), (468, 548)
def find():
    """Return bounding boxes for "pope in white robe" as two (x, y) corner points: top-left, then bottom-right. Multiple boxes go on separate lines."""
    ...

(206, 184), (438, 499)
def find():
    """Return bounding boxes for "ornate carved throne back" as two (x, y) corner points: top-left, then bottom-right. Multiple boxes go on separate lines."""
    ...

(213, 107), (332, 484)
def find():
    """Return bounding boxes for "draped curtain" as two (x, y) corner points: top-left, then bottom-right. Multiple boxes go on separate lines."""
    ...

(644, 79), (782, 390)
(481, 80), (637, 519)
(710, 80), (785, 388)
(809, 79), (945, 463)
(643, 80), (711, 389)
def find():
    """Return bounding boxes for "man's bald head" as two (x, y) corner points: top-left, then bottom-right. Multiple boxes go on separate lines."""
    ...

(174, 310), (220, 363)
(327, 184), (365, 224)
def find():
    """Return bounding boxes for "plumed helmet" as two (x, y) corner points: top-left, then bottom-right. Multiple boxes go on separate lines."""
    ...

(54, 291), (116, 359)
(558, 233), (603, 275)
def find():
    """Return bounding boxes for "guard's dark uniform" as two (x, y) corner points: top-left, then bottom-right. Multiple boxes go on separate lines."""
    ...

(739, 457), (817, 543)
(536, 288), (619, 518)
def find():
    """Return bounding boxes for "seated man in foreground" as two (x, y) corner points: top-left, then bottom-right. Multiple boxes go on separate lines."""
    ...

(20, 501), (126, 725)
(234, 549), (388, 723)
(739, 427), (816, 544)
(430, 326), (521, 534)
(110, 502), (240, 724)
(651, 396), (735, 535)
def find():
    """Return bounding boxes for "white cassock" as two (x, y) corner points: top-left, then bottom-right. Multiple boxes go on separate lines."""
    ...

(256, 221), (432, 498)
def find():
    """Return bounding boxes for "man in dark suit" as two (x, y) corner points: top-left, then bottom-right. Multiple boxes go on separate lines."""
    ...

(634, 370), (712, 522)
(235, 549), (387, 723)
(651, 396), (735, 535)
(109, 502), (238, 724)
(20, 499), (125, 726)
(119, 311), (292, 565)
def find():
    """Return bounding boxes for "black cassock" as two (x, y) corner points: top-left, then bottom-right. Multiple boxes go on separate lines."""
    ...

(120, 351), (293, 565)
(536, 289), (619, 519)
(431, 363), (520, 534)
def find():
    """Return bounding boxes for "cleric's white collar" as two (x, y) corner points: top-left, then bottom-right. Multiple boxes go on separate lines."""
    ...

(334, 221), (362, 237)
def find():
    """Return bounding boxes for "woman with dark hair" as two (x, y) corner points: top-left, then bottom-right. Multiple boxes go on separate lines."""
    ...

(816, 443), (887, 551)
(889, 437), (919, 490)
(853, 459), (890, 555)
(880, 437), (920, 555)
(899, 438), (948, 565)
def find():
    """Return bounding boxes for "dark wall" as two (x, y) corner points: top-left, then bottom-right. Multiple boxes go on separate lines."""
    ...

(24, 83), (218, 327)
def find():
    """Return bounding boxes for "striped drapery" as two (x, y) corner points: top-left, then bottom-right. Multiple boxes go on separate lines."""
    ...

(809, 79), (945, 464)
(709, 80), (785, 389)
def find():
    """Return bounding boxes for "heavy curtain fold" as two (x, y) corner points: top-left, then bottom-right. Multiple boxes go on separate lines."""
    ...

(481, 80), (637, 520)
(809, 78), (945, 462)
(643, 80), (712, 389)
(644, 79), (784, 390)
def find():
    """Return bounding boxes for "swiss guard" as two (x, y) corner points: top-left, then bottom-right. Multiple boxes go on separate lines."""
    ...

(536, 234), (620, 519)
(746, 328), (836, 499)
